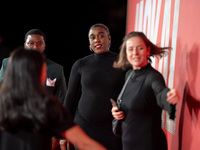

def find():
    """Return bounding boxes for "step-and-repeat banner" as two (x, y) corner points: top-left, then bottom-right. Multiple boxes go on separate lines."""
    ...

(126, 0), (200, 149)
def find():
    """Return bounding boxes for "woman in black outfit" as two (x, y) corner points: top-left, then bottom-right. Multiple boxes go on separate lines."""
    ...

(0, 47), (106, 150)
(63, 24), (126, 150)
(111, 32), (180, 150)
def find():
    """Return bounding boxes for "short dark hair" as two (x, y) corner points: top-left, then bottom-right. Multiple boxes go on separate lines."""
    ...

(24, 29), (46, 42)
(88, 23), (110, 37)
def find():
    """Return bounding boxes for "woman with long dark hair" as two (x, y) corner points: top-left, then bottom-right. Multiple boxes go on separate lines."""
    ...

(0, 47), (106, 150)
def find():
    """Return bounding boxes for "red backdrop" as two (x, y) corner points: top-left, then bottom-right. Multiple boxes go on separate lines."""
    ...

(126, 0), (200, 149)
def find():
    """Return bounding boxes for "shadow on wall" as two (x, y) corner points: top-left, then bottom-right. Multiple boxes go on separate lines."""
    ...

(178, 44), (200, 150)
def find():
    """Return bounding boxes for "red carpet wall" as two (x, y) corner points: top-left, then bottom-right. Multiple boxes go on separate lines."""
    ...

(126, 0), (200, 149)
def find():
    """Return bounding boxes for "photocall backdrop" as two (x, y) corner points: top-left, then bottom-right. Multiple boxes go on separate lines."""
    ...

(126, 0), (200, 149)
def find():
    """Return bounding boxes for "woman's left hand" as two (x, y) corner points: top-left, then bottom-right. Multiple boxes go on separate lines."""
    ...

(167, 89), (180, 105)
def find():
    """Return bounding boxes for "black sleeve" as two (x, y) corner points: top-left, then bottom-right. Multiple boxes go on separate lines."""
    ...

(63, 60), (82, 118)
(149, 72), (176, 119)
(46, 96), (75, 137)
(0, 58), (9, 82)
(55, 66), (67, 103)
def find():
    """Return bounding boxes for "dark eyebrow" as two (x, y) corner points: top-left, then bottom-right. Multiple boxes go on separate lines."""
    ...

(26, 40), (44, 43)
(89, 32), (105, 37)
(98, 32), (105, 34)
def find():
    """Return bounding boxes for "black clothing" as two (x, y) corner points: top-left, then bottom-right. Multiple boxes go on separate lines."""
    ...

(0, 46), (11, 67)
(0, 97), (75, 150)
(64, 51), (126, 150)
(0, 58), (67, 102)
(121, 64), (175, 150)
(45, 59), (67, 102)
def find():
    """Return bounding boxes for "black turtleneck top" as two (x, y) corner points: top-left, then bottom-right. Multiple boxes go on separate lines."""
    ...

(64, 51), (126, 150)
(121, 63), (175, 150)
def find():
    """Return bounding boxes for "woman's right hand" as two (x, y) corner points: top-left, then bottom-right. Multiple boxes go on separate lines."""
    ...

(111, 106), (125, 120)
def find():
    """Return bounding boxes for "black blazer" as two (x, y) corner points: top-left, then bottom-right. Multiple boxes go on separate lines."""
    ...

(0, 58), (67, 103)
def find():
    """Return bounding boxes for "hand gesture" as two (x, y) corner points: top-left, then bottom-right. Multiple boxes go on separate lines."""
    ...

(167, 89), (180, 105)
(111, 106), (125, 120)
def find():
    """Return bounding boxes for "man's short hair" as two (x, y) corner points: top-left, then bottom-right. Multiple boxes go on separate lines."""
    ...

(24, 29), (46, 42)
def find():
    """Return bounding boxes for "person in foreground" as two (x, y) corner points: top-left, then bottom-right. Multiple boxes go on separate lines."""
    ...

(0, 47), (106, 150)
(0, 29), (67, 104)
(111, 31), (180, 150)
(63, 23), (126, 150)
(0, 29), (67, 149)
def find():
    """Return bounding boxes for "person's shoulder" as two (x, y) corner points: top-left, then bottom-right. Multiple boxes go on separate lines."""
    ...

(74, 54), (94, 64)
(46, 59), (63, 69)
(106, 51), (119, 60)
(81, 53), (95, 60)
(70, 54), (95, 71)
(2, 57), (9, 62)
(148, 65), (162, 75)
(146, 64), (164, 80)
(109, 51), (118, 56)
(1, 57), (10, 66)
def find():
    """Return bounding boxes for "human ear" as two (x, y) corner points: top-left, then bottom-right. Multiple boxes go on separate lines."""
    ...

(108, 35), (111, 43)
(24, 42), (27, 48)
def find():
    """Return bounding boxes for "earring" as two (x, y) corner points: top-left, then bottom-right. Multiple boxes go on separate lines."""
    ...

(89, 45), (93, 51)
